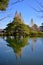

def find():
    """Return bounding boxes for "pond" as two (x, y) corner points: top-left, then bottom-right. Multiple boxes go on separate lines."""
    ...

(0, 36), (43, 65)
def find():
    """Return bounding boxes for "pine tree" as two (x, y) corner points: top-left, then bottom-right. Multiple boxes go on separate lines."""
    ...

(0, 0), (9, 10)
(5, 11), (30, 36)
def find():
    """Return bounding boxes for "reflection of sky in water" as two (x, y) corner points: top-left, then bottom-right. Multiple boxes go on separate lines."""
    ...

(0, 37), (43, 65)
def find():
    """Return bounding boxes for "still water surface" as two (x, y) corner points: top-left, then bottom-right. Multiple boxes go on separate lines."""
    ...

(0, 36), (43, 65)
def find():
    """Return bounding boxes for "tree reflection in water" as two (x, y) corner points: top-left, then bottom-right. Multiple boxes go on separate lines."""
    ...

(30, 37), (38, 52)
(4, 36), (29, 59)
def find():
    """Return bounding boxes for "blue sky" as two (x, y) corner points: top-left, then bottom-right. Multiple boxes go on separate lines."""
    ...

(0, 0), (43, 29)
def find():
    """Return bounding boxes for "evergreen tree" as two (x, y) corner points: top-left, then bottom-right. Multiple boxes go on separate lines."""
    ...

(5, 11), (30, 36)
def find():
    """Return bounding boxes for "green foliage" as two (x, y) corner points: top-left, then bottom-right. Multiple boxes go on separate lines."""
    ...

(0, 0), (9, 10)
(6, 36), (29, 55)
(5, 12), (30, 36)
(5, 12), (43, 36)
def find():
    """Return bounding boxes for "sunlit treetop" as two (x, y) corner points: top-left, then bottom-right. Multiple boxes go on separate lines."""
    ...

(0, 0), (9, 11)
